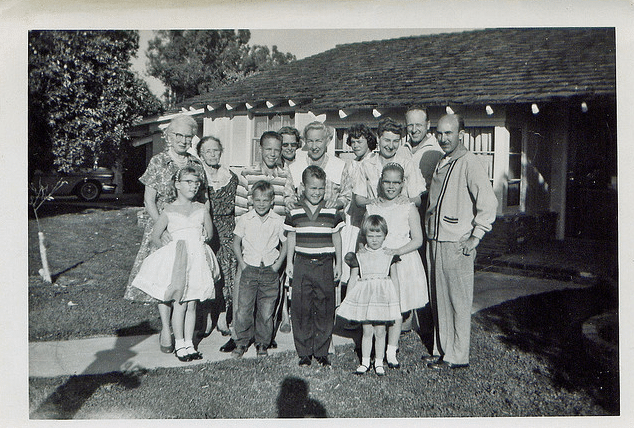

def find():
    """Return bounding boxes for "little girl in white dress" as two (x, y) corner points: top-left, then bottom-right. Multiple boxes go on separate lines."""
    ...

(337, 215), (400, 376)
(132, 166), (220, 362)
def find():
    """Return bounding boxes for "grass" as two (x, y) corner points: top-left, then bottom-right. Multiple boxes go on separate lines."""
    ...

(28, 203), (619, 418)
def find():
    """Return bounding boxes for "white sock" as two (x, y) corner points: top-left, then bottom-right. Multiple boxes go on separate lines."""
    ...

(361, 357), (371, 367)
(184, 339), (194, 349)
(387, 345), (398, 362)
(175, 339), (186, 350)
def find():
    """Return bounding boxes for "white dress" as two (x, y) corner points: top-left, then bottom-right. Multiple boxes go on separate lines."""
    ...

(337, 247), (401, 323)
(366, 201), (429, 312)
(131, 205), (220, 302)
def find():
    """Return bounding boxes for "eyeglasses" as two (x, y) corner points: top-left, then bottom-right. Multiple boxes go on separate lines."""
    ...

(169, 132), (194, 143)
(178, 180), (201, 187)
(282, 143), (299, 148)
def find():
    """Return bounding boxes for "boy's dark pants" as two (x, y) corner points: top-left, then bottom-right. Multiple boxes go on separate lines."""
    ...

(291, 254), (335, 358)
(234, 264), (279, 348)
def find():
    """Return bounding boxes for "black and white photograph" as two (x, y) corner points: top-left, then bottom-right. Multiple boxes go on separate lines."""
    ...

(2, 0), (632, 425)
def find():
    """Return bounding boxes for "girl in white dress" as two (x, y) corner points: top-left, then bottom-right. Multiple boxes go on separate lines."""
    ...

(338, 215), (400, 376)
(132, 166), (220, 362)
(366, 163), (428, 369)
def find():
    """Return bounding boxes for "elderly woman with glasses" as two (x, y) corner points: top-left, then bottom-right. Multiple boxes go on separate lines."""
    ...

(124, 114), (207, 354)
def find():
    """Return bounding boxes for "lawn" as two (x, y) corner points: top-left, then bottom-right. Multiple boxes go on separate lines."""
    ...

(27, 204), (619, 418)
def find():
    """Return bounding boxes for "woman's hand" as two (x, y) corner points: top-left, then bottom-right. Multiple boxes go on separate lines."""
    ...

(383, 247), (399, 257)
(161, 231), (172, 246)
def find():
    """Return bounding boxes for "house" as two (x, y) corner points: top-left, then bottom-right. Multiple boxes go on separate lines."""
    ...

(129, 28), (616, 243)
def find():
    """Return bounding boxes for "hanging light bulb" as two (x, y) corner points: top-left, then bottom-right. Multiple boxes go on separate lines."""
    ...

(531, 103), (539, 115)
(245, 102), (254, 110)
(339, 109), (348, 119)
(581, 102), (588, 113)
(225, 103), (234, 111)
(486, 105), (494, 115)
(446, 106), (454, 114)
(372, 108), (382, 118)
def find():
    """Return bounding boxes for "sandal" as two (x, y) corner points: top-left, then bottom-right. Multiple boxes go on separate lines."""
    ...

(354, 364), (370, 375)
(175, 347), (192, 362)
(375, 365), (386, 376)
(186, 346), (203, 360)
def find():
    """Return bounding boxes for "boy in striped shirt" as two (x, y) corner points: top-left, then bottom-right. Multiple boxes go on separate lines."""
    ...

(284, 165), (344, 367)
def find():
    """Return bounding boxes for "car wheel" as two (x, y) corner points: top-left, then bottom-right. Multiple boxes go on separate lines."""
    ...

(77, 181), (101, 201)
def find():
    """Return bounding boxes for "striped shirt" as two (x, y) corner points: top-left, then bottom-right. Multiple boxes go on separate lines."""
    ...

(284, 202), (345, 256)
(235, 164), (291, 217)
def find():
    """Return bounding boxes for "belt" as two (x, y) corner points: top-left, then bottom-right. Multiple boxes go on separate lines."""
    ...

(297, 253), (334, 262)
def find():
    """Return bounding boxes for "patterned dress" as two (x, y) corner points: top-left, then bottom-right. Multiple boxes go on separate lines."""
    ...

(124, 151), (206, 302)
(207, 170), (238, 312)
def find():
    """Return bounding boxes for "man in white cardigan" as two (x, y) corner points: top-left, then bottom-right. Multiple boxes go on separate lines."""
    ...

(425, 114), (498, 370)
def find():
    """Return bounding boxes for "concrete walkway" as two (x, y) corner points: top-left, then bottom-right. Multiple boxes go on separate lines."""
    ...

(29, 271), (593, 378)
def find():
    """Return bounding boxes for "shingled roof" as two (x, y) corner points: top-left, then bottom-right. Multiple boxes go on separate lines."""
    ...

(181, 27), (616, 112)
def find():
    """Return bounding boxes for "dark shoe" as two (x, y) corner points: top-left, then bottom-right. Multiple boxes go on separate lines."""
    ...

(186, 346), (203, 360)
(159, 331), (175, 354)
(448, 363), (469, 369)
(428, 360), (469, 370)
(421, 355), (441, 363)
(231, 345), (246, 359)
(315, 356), (331, 367)
(175, 347), (192, 362)
(256, 344), (268, 357)
(386, 359), (400, 369)
(220, 338), (236, 353)
(269, 339), (277, 349)
(299, 356), (312, 366)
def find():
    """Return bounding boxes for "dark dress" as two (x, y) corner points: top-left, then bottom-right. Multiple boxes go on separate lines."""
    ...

(124, 151), (206, 302)
(206, 170), (239, 313)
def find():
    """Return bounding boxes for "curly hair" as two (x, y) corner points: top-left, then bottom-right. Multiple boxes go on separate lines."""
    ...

(345, 124), (377, 151)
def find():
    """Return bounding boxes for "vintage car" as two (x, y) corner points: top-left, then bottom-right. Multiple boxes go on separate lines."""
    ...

(31, 167), (117, 201)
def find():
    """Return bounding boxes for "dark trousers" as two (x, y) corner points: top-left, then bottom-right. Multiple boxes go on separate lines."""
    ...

(235, 264), (279, 348)
(291, 254), (335, 358)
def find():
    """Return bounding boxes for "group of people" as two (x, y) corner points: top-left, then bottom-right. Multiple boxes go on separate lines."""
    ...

(124, 105), (498, 374)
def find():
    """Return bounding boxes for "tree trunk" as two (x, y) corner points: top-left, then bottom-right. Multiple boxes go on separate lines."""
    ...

(38, 232), (52, 283)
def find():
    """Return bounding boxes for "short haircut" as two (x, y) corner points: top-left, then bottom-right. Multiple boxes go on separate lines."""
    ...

(345, 124), (377, 151)
(250, 180), (275, 200)
(279, 126), (302, 148)
(361, 214), (388, 237)
(439, 113), (466, 132)
(303, 121), (333, 141)
(196, 135), (223, 156)
(302, 164), (326, 184)
(377, 162), (405, 199)
(260, 130), (283, 146)
(405, 104), (430, 120)
(166, 114), (198, 135)
(377, 117), (404, 138)
(173, 166), (202, 183)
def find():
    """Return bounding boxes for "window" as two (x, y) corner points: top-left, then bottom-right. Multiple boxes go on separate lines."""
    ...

(506, 127), (522, 206)
(251, 114), (294, 164)
(461, 127), (494, 182)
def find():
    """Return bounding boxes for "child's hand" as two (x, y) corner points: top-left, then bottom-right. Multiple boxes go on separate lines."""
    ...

(333, 263), (341, 281)
(285, 195), (298, 212)
(285, 263), (294, 279)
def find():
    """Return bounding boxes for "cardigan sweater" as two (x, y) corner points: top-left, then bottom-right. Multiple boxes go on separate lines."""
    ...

(425, 150), (498, 242)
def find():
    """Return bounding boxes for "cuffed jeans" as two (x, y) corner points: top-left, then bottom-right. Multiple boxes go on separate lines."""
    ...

(234, 264), (279, 348)
(291, 254), (335, 358)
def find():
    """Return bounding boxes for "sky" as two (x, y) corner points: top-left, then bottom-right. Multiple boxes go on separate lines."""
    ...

(133, 29), (464, 99)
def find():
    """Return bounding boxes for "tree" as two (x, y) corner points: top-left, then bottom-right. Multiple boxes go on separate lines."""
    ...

(146, 30), (296, 106)
(29, 30), (163, 174)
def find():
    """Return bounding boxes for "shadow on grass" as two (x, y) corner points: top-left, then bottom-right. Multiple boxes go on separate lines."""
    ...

(276, 377), (327, 418)
(476, 280), (619, 414)
(31, 322), (153, 419)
